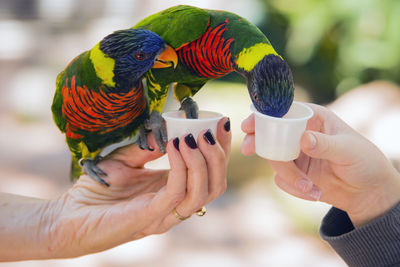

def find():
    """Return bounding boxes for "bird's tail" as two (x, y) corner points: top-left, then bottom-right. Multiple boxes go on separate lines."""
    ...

(70, 156), (82, 181)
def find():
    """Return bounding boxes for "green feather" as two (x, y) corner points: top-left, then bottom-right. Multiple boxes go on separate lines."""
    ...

(133, 5), (210, 49)
(52, 71), (67, 132)
(134, 5), (279, 109)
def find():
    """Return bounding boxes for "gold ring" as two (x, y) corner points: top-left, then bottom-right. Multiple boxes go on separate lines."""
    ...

(172, 208), (191, 221)
(195, 206), (206, 216)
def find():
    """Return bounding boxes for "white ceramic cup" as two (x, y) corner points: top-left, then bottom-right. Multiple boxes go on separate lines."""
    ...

(162, 110), (224, 140)
(251, 102), (314, 161)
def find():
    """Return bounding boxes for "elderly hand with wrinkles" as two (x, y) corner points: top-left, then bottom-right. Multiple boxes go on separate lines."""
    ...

(0, 118), (231, 261)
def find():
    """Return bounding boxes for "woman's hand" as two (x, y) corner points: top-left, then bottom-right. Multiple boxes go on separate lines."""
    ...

(0, 118), (231, 261)
(241, 104), (400, 227)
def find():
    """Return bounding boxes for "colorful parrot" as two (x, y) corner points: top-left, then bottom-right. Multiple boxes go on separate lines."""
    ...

(133, 5), (294, 151)
(52, 28), (177, 186)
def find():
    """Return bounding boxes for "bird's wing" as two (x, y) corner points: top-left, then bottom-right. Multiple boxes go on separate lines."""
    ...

(133, 5), (210, 49)
(51, 70), (68, 133)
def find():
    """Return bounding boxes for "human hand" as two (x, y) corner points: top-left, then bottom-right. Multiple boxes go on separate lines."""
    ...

(45, 118), (231, 258)
(241, 104), (400, 227)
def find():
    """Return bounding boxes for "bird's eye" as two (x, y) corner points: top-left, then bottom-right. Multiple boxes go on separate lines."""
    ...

(252, 92), (258, 101)
(135, 52), (145, 60)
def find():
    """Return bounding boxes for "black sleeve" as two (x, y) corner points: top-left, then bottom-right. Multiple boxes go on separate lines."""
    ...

(320, 202), (400, 267)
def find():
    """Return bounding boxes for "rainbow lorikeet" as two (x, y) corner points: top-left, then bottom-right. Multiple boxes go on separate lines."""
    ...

(134, 5), (294, 151)
(52, 28), (177, 186)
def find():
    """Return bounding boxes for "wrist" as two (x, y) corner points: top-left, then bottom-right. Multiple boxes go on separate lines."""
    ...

(348, 167), (400, 227)
(0, 193), (63, 261)
(20, 197), (64, 260)
(38, 197), (65, 259)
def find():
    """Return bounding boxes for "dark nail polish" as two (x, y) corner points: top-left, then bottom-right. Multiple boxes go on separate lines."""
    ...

(173, 137), (180, 151)
(224, 118), (231, 132)
(203, 129), (216, 145)
(184, 134), (197, 149)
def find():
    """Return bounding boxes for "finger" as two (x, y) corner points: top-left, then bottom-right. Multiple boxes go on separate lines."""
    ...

(241, 113), (255, 134)
(300, 130), (358, 165)
(306, 103), (335, 125)
(161, 128), (229, 229)
(241, 134), (255, 156)
(174, 134), (209, 216)
(216, 117), (232, 160)
(268, 160), (314, 194)
(306, 103), (351, 134)
(275, 174), (322, 201)
(197, 129), (227, 202)
(146, 139), (187, 217)
(111, 132), (164, 167)
(294, 151), (311, 175)
(159, 134), (210, 227)
(305, 110), (323, 132)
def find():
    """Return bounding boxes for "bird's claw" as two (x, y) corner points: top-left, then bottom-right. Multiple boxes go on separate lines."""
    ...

(136, 125), (154, 151)
(81, 157), (110, 187)
(180, 97), (199, 119)
(136, 111), (167, 153)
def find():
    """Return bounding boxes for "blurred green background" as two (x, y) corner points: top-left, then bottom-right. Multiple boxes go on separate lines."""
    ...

(0, 0), (399, 266)
(222, 0), (400, 103)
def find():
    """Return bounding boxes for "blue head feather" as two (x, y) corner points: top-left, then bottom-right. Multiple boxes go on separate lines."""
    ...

(100, 28), (165, 90)
(247, 54), (294, 117)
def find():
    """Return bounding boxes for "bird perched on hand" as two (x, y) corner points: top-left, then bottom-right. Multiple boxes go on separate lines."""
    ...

(133, 5), (294, 151)
(52, 28), (178, 186)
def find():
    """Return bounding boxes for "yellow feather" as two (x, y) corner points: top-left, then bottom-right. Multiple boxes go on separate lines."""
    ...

(236, 43), (280, 72)
(89, 43), (116, 87)
(146, 71), (168, 113)
(149, 98), (167, 113)
(79, 141), (101, 160)
(147, 71), (163, 92)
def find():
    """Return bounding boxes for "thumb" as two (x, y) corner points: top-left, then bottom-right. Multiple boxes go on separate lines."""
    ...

(300, 131), (356, 164)
(111, 133), (164, 167)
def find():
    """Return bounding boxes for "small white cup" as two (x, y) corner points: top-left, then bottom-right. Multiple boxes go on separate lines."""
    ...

(162, 110), (223, 140)
(251, 101), (314, 161)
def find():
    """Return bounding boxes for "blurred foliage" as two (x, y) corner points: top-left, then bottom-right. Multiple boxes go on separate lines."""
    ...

(256, 0), (400, 103)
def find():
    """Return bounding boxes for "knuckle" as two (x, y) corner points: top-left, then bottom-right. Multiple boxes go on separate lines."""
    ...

(209, 149), (225, 166)
(190, 196), (207, 210)
(169, 191), (186, 205)
(219, 180), (228, 195)
(212, 184), (227, 201)
(189, 161), (208, 176)
(216, 150), (226, 163)
(274, 174), (282, 186)
(318, 138), (331, 156)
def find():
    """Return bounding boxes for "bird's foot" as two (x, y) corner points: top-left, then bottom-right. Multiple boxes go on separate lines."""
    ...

(143, 111), (168, 153)
(136, 125), (154, 151)
(180, 97), (199, 119)
(80, 157), (110, 187)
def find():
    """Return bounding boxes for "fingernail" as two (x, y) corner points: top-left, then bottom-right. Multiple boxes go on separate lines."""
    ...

(185, 134), (197, 149)
(306, 133), (317, 150)
(310, 185), (322, 201)
(224, 118), (231, 132)
(296, 178), (313, 193)
(203, 129), (216, 145)
(173, 137), (180, 151)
